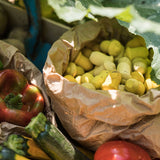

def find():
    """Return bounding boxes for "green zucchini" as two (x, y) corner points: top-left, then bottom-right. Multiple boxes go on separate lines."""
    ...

(0, 145), (30, 160)
(25, 112), (91, 160)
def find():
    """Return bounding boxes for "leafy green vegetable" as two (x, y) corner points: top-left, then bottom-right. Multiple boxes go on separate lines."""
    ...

(47, 0), (88, 23)
(47, 0), (160, 34)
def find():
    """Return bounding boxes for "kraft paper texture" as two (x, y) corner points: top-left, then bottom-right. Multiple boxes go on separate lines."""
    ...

(43, 17), (160, 159)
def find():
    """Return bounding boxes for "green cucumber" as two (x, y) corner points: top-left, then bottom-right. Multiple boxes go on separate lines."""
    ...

(25, 112), (91, 160)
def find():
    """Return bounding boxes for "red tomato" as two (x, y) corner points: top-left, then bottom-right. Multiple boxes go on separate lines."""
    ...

(94, 140), (151, 160)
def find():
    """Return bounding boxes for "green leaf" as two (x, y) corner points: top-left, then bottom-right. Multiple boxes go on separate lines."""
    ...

(48, 0), (88, 23)
(89, 5), (125, 18)
(150, 46), (160, 84)
(47, 0), (160, 34)
(129, 5), (160, 35)
(101, 0), (133, 7)
(134, 0), (160, 23)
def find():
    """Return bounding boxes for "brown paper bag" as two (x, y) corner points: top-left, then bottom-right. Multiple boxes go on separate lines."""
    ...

(43, 17), (160, 158)
(0, 40), (55, 143)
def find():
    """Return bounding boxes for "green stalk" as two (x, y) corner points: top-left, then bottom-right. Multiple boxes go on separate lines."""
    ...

(25, 113), (91, 160)
(4, 93), (23, 109)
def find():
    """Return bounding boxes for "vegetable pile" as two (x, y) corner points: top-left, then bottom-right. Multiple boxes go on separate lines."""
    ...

(0, 112), (92, 160)
(1, 1), (160, 160)
(3, 133), (51, 160)
(63, 35), (159, 96)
